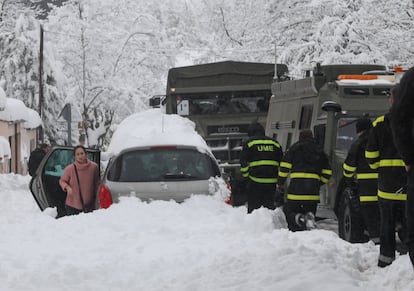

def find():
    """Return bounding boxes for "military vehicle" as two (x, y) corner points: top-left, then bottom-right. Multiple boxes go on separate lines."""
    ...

(265, 63), (402, 242)
(150, 60), (289, 205)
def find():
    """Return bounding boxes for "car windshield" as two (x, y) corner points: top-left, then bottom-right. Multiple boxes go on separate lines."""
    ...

(107, 148), (219, 182)
(336, 117), (361, 151)
(174, 91), (270, 116)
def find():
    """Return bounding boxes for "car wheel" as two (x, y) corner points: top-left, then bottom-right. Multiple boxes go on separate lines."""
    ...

(338, 187), (368, 243)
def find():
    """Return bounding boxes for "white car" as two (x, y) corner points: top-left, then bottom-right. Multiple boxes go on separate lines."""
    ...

(98, 109), (229, 208)
(98, 144), (224, 208)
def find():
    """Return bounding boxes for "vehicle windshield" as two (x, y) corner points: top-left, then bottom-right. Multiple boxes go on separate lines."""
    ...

(107, 148), (220, 182)
(336, 117), (361, 151)
(174, 91), (270, 116)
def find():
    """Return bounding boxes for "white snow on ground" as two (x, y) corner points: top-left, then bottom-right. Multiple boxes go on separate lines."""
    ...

(1, 174), (414, 291)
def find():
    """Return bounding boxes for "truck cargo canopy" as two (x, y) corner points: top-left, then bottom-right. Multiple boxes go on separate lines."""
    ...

(167, 61), (288, 91)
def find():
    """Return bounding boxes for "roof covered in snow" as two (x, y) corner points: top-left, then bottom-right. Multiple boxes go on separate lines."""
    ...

(106, 108), (211, 157)
(0, 97), (41, 129)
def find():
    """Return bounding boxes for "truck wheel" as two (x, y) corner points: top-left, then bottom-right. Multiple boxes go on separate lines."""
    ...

(337, 187), (368, 243)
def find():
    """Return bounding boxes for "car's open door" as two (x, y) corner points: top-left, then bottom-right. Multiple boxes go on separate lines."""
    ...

(29, 146), (100, 217)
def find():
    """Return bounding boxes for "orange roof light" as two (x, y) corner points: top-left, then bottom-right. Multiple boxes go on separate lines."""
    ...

(337, 75), (378, 80)
(394, 66), (404, 73)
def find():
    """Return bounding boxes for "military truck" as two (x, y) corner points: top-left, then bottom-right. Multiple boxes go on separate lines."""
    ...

(150, 60), (289, 205)
(265, 63), (401, 242)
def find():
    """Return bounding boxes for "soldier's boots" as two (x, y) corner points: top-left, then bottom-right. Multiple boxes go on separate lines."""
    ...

(304, 212), (317, 230)
(295, 212), (317, 230)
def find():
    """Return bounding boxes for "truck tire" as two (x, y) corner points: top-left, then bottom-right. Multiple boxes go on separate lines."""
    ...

(337, 187), (368, 243)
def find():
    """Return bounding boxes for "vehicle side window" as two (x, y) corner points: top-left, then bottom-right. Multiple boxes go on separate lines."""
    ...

(286, 133), (293, 150)
(41, 149), (75, 210)
(337, 118), (359, 151)
(299, 104), (313, 130)
(344, 87), (369, 96)
(44, 149), (74, 177)
(107, 157), (122, 181)
(86, 152), (95, 162)
(314, 124), (326, 148)
(210, 157), (221, 177)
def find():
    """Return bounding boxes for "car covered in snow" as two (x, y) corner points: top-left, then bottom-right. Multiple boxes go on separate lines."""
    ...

(30, 109), (229, 216)
(98, 109), (229, 208)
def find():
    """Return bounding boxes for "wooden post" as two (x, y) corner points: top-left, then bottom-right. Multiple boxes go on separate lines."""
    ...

(38, 24), (44, 142)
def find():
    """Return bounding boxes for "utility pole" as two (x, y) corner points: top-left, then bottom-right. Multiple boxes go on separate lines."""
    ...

(38, 24), (44, 142)
(60, 103), (72, 146)
(273, 43), (278, 81)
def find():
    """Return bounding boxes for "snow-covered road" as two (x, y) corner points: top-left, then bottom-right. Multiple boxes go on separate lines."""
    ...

(1, 173), (413, 291)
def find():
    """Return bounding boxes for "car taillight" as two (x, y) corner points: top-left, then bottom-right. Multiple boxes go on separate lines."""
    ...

(99, 184), (113, 209)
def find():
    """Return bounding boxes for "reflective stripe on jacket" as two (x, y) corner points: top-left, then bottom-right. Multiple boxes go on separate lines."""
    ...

(343, 130), (378, 203)
(240, 137), (283, 184)
(365, 114), (407, 201)
(278, 138), (331, 202)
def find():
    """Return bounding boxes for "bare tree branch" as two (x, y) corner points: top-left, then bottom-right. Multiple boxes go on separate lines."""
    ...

(219, 7), (242, 46)
(112, 31), (155, 75)
(86, 88), (105, 109)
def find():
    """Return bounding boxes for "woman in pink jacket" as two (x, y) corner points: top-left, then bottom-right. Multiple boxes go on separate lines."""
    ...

(59, 145), (100, 215)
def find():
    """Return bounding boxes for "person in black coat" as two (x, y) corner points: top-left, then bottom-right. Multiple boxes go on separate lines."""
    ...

(366, 87), (407, 268)
(343, 118), (379, 243)
(28, 143), (50, 176)
(278, 129), (332, 231)
(240, 122), (283, 213)
(390, 66), (414, 269)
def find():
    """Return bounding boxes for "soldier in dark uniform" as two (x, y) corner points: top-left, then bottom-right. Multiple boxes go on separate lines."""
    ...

(343, 118), (379, 243)
(28, 143), (50, 176)
(391, 66), (414, 268)
(366, 86), (407, 267)
(240, 122), (283, 213)
(277, 129), (332, 231)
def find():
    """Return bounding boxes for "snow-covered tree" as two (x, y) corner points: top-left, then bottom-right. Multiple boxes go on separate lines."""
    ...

(45, 0), (178, 147)
(0, 0), (29, 30)
(40, 0), (414, 149)
(0, 11), (67, 145)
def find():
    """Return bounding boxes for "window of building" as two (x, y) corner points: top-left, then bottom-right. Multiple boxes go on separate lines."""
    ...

(299, 104), (313, 130)
(286, 133), (293, 150)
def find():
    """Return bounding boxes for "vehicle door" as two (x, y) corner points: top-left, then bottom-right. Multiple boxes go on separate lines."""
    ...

(29, 146), (100, 217)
